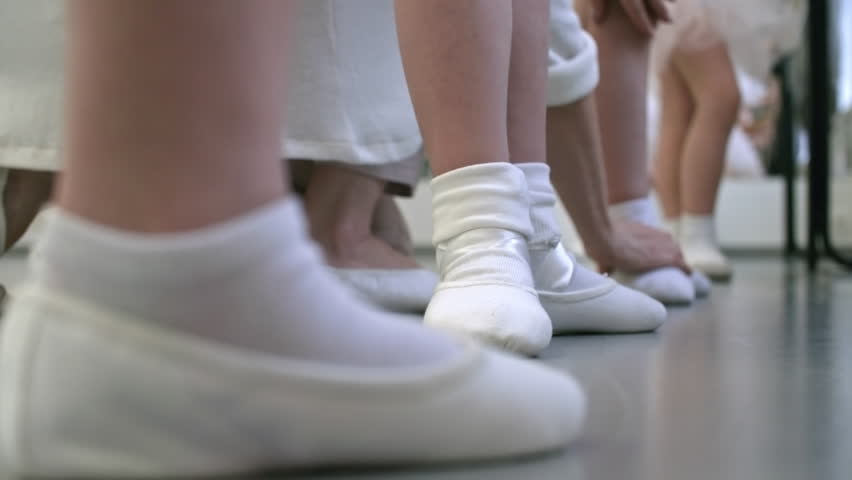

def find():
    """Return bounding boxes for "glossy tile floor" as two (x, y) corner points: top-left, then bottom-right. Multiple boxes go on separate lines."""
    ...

(1, 254), (850, 480)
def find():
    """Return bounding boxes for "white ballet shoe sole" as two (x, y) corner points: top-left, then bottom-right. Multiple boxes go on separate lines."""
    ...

(332, 268), (438, 313)
(425, 285), (552, 356)
(0, 285), (584, 478)
(539, 279), (666, 334)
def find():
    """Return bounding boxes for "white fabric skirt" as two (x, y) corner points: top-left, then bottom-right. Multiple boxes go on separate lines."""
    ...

(0, 0), (63, 171)
(0, 0), (422, 171)
(0, 0), (599, 172)
(284, 0), (422, 166)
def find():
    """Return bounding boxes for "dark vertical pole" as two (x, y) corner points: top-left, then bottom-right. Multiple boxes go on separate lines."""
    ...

(807, 0), (830, 271)
(773, 59), (799, 256)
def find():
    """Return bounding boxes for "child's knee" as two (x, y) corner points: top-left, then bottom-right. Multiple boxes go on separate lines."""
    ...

(697, 78), (741, 124)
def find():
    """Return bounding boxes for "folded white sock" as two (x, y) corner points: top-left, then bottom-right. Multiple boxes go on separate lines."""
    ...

(517, 163), (666, 333)
(664, 217), (680, 238)
(680, 214), (718, 246)
(666, 216), (712, 297)
(680, 214), (732, 280)
(33, 198), (459, 367)
(426, 163), (551, 355)
(609, 197), (695, 305)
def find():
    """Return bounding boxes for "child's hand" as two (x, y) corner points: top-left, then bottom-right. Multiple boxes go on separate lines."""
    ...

(588, 219), (691, 275)
(588, 0), (674, 36)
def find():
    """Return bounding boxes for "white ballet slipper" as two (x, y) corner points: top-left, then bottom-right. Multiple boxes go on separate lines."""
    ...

(426, 163), (551, 356)
(517, 163), (667, 334)
(691, 270), (712, 298)
(0, 285), (586, 478)
(680, 215), (733, 282)
(608, 198), (696, 306)
(537, 247), (667, 334)
(614, 268), (696, 306)
(332, 268), (438, 313)
(684, 243), (733, 281)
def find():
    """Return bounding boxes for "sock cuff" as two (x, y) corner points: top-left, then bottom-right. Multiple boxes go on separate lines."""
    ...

(608, 197), (659, 227)
(515, 162), (552, 195)
(663, 217), (681, 237)
(680, 214), (717, 243)
(34, 198), (314, 283)
(516, 163), (562, 247)
(430, 163), (533, 245)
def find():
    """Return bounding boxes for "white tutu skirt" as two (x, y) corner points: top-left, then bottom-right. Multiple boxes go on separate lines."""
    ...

(0, 0), (422, 171)
(0, 0), (600, 173)
(652, 0), (807, 79)
(0, 0), (63, 171)
(285, 0), (423, 166)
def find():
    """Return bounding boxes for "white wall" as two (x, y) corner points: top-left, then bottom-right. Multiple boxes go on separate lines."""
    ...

(398, 177), (852, 251)
(14, 178), (852, 254)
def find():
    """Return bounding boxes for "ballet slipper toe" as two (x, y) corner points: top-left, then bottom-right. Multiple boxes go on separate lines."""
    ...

(686, 247), (734, 282)
(425, 284), (553, 356)
(616, 268), (696, 306)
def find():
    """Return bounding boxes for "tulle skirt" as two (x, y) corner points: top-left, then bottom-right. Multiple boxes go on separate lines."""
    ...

(652, 0), (807, 79)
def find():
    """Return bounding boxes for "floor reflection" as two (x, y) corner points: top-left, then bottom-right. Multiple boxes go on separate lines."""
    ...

(2, 257), (849, 480)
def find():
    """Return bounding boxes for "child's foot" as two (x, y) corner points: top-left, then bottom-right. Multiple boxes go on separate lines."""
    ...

(1, 198), (586, 477)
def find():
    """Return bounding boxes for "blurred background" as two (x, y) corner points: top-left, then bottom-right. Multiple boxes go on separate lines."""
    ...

(397, 0), (852, 261)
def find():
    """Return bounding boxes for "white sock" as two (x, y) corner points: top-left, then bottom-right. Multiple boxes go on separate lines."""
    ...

(33, 198), (459, 367)
(663, 217), (680, 238)
(680, 213), (732, 279)
(608, 197), (695, 305)
(517, 163), (666, 333)
(680, 214), (719, 248)
(426, 163), (551, 355)
(667, 216), (710, 296)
